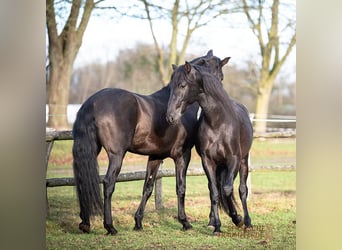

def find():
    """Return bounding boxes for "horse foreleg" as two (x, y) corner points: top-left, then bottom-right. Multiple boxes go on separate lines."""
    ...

(202, 157), (221, 234)
(134, 158), (162, 231)
(103, 152), (124, 235)
(207, 181), (216, 228)
(239, 155), (252, 228)
(174, 151), (192, 230)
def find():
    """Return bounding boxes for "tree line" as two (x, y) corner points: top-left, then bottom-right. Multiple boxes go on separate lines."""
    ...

(69, 43), (295, 118)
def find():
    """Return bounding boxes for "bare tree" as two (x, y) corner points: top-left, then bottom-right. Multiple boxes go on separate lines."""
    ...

(140, 0), (240, 85)
(241, 0), (296, 133)
(46, 0), (98, 129)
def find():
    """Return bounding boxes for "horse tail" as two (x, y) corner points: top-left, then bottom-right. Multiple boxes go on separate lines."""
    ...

(72, 112), (103, 218)
(216, 166), (239, 216)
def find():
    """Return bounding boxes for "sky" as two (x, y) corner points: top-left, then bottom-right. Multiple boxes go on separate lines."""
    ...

(73, 7), (296, 82)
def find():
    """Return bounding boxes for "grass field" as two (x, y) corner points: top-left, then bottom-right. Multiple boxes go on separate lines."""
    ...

(46, 138), (296, 249)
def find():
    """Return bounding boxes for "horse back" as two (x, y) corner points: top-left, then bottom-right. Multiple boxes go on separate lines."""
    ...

(75, 88), (138, 150)
(233, 101), (253, 156)
(75, 87), (198, 158)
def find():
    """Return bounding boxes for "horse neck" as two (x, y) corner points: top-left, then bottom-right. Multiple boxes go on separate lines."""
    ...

(199, 87), (236, 127)
(150, 85), (170, 100)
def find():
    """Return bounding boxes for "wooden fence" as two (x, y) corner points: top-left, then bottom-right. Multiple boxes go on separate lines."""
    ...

(45, 129), (295, 214)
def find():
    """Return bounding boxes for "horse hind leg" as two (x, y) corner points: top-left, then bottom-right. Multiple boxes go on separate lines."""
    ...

(228, 196), (244, 227)
(222, 157), (244, 227)
(134, 158), (162, 231)
(239, 154), (252, 228)
(102, 151), (125, 235)
(79, 211), (91, 233)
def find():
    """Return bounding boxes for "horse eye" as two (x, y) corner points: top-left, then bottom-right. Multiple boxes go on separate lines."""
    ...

(179, 84), (186, 89)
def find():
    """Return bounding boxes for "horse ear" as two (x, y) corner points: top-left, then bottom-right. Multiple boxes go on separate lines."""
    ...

(221, 57), (231, 67)
(206, 50), (213, 57)
(172, 64), (178, 71)
(185, 61), (191, 73)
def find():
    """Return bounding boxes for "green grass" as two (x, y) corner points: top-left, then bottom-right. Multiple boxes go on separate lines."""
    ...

(250, 138), (296, 168)
(46, 138), (296, 249)
(46, 171), (296, 249)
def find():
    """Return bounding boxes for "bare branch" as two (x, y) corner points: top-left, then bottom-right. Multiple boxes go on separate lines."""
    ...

(62, 0), (81, 33)
(94, 0), (106, 4)
(76, 0), (95, 40)
(141, 0), (167, 85)
(270, 32), (296, 77)
(242, 0), (265, 54)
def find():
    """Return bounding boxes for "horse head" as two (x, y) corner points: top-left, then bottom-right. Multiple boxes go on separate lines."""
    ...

(166, 62), (202, 124)
(190, 50), (230, 81)
(166, 51), (231, 124)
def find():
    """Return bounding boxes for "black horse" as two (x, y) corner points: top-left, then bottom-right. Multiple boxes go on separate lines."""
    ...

(72, 51), (230, 235)
(166, 61), (253, 234)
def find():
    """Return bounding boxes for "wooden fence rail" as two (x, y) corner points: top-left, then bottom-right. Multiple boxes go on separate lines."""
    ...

(46, 129), (296, 142)
(46, 168), (205, 187)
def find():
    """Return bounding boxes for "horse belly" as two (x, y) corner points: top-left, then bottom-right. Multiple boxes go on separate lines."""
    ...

(130, 128), (173, 156)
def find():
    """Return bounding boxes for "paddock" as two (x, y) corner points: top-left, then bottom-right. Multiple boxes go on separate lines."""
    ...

(45, 107), (296, 250)
(46, 131), (295, 249)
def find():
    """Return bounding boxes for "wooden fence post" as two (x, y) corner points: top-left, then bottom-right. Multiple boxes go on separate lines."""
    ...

(154, 163), (163, 210)
(46, 140), (54, 216)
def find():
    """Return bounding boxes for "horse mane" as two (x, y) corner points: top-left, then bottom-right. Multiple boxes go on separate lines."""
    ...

(169, 64), (193, 88)
(193, 64), (233, 108)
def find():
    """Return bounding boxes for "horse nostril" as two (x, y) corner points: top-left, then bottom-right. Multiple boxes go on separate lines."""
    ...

(167, 115), (174, 124)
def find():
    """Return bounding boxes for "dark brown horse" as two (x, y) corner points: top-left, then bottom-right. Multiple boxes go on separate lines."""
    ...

(72, 51), (230, 235)
(166, 61), (253, 234)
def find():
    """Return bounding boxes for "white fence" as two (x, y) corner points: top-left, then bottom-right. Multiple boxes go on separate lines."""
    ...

(46, 105), (296, 130)
(46, 104), (81, 124)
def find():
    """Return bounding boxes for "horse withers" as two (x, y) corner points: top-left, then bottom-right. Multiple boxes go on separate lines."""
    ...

(166, 61), (253, 234)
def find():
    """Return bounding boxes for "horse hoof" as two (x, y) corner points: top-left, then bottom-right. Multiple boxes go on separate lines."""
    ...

(79, 223), (90, 233)
(106, 228), (118, 235)
(182, 223), (193, 231)
(104, 224), (118, 235)
(207, 224), (215, 230)
(233, 215), (244, 227)
(133, 225), (143, 231)
(213, 231), (222, 236)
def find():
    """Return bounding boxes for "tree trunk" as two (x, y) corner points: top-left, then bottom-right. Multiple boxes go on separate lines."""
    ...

(169, 0), (179, 66)
(177, 28), (193, 65)
(167, 0), (179, 80)
(46, 0), (94, 129)
(47, 62), (73, 129)
(254, 84), (272, 134)
(242, 0), (295, 134)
